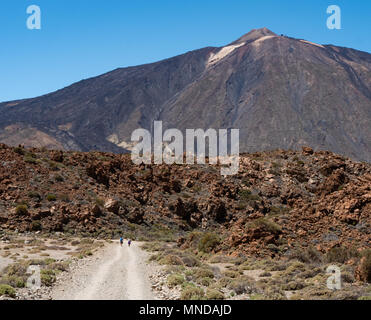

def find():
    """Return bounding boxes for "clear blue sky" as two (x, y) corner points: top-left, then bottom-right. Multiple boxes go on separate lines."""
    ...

(0, 0), (370, 102)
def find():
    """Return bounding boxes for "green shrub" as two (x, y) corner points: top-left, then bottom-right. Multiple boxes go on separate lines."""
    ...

(40, 269), (56, 286)
(198, 233), (221, 253)
(31, 221), (42, 231)
(359, 250), (371, 283)
(206, 289), (225, 300)
(282, 281), (306, 291)
(55, 175), (64, 182)
(341, 272), (355, 283)
(15, 204), (28, 215)
(284, 261), (306, 275)
(196, 277), (213, 287)
(159, 254), (184, 266)
(181, 254), (200, 267)
(181, 286), (205, 300)
(218, 277), (233, 287)
(326, 246), (359, 263)
(1, 274), (26, 288)
(48, 262), (69, 272)
(249, 218), (281, 234)
(13, 146), (25, 155)
(193, 268), (214, 280)
(46, 194), (57, 202)
(223, 270), (239, 278)
(95, 198), (105, 207)
(167, 274), (185, 287)
(228, 277), (256, 295)
(287, 246), (323, 264)
(24, 154), (38, 164)
(0, 284), (16, 298)
(28, 191), (41, 199)
(238, 189), (252, 200)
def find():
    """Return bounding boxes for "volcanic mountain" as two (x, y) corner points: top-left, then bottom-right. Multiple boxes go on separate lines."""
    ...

(0, 28), (370, 161)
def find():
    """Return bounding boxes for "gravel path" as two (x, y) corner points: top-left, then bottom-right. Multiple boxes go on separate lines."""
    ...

(51, 241), (156, 300)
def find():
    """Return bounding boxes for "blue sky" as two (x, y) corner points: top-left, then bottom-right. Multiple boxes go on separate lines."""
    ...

(0, 0), (370, 102)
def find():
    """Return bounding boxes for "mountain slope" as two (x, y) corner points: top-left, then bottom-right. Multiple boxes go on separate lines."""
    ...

(0, 28), (370, 161)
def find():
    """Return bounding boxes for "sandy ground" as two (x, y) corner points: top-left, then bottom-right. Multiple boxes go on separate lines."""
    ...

(51, 241), (156, 300)
(0, 237), (76, 272)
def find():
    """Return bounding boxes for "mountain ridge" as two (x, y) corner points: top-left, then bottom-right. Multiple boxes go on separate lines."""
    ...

(0, 28), (370, 161)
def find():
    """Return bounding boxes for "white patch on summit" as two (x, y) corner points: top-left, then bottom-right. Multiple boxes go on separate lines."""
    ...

(251, 35), (276, 46)
(207, 42), (245, 67)
(299, 40), (324, 48)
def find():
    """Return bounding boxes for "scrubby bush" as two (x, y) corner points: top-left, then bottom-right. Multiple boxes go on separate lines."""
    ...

(238, 189), (252, 200)
(287, 246), (323, 264)
(249, 217), (282, 234)
(223, 270), (240, 278)
(228, 276), (256, 295)
(284, 261), (306, 275)
(198, 232), (221, 253)
(167, 274), (185, 287)
(193, 268), (214, 280)
(24, 154), (38, 164)
(196, 277), (213, 287)
(326, 246), (359, 264)
(46, 194), (57, 202)
(15, 204), (28, 216)
(181, 254), (200, 267)
(28, 191), (41, 199)
(159, 254), (184, 266)
(0, 284), (16, 298)
(48, 261), (69, 272)
(40, 269), (56, 286)
(181, 286), (205, 300)
(282, 281), (306, 291)
(206, 289), (225, 300)
(55, 175), (64, 182)
(95, 198), (105, 207)
(342, 271), (355, 283)
(31, 221), (42, 231)
(3, 275), (25, 288)
(358, 250), (371, 283)
(208, 255), (232, 264)
(13, 146), (25, 155)
(217, 277), (233, 288)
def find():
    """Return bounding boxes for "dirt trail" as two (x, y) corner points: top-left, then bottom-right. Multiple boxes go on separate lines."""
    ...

(51, 241), (155, 300)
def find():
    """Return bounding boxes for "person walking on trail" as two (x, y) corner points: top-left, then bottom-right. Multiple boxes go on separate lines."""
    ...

(119, 236), (123, 247)
(128, 239), (132, 247)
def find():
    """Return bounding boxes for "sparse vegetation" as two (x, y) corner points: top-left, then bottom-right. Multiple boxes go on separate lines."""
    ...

(167, 274), (185, 287)
(40, 269), (56, 286)
(358, 250), (371, 283)
(46, 194), (57, 202)
(181, 285), (205, 300)
(248, 217), (282, 234)
(0, 284), (16, 298)
(198, 232), (221, 253)
(326, 246), (359, 264)
(15, 204), (28, 216)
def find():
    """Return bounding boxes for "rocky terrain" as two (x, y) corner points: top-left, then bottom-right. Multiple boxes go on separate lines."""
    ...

(0, 28), (370, 161)
(0, 143), (370, 299)
(0, 143), (369, 254)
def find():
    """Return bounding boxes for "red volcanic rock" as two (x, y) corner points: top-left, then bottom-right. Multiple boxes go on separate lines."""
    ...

(0, 144), (369, 256)
(302, 146), (314, 155)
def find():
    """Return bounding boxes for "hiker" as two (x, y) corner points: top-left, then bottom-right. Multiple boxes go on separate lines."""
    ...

(128, 239), (132, 247)
(119, 236), (123, 247)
